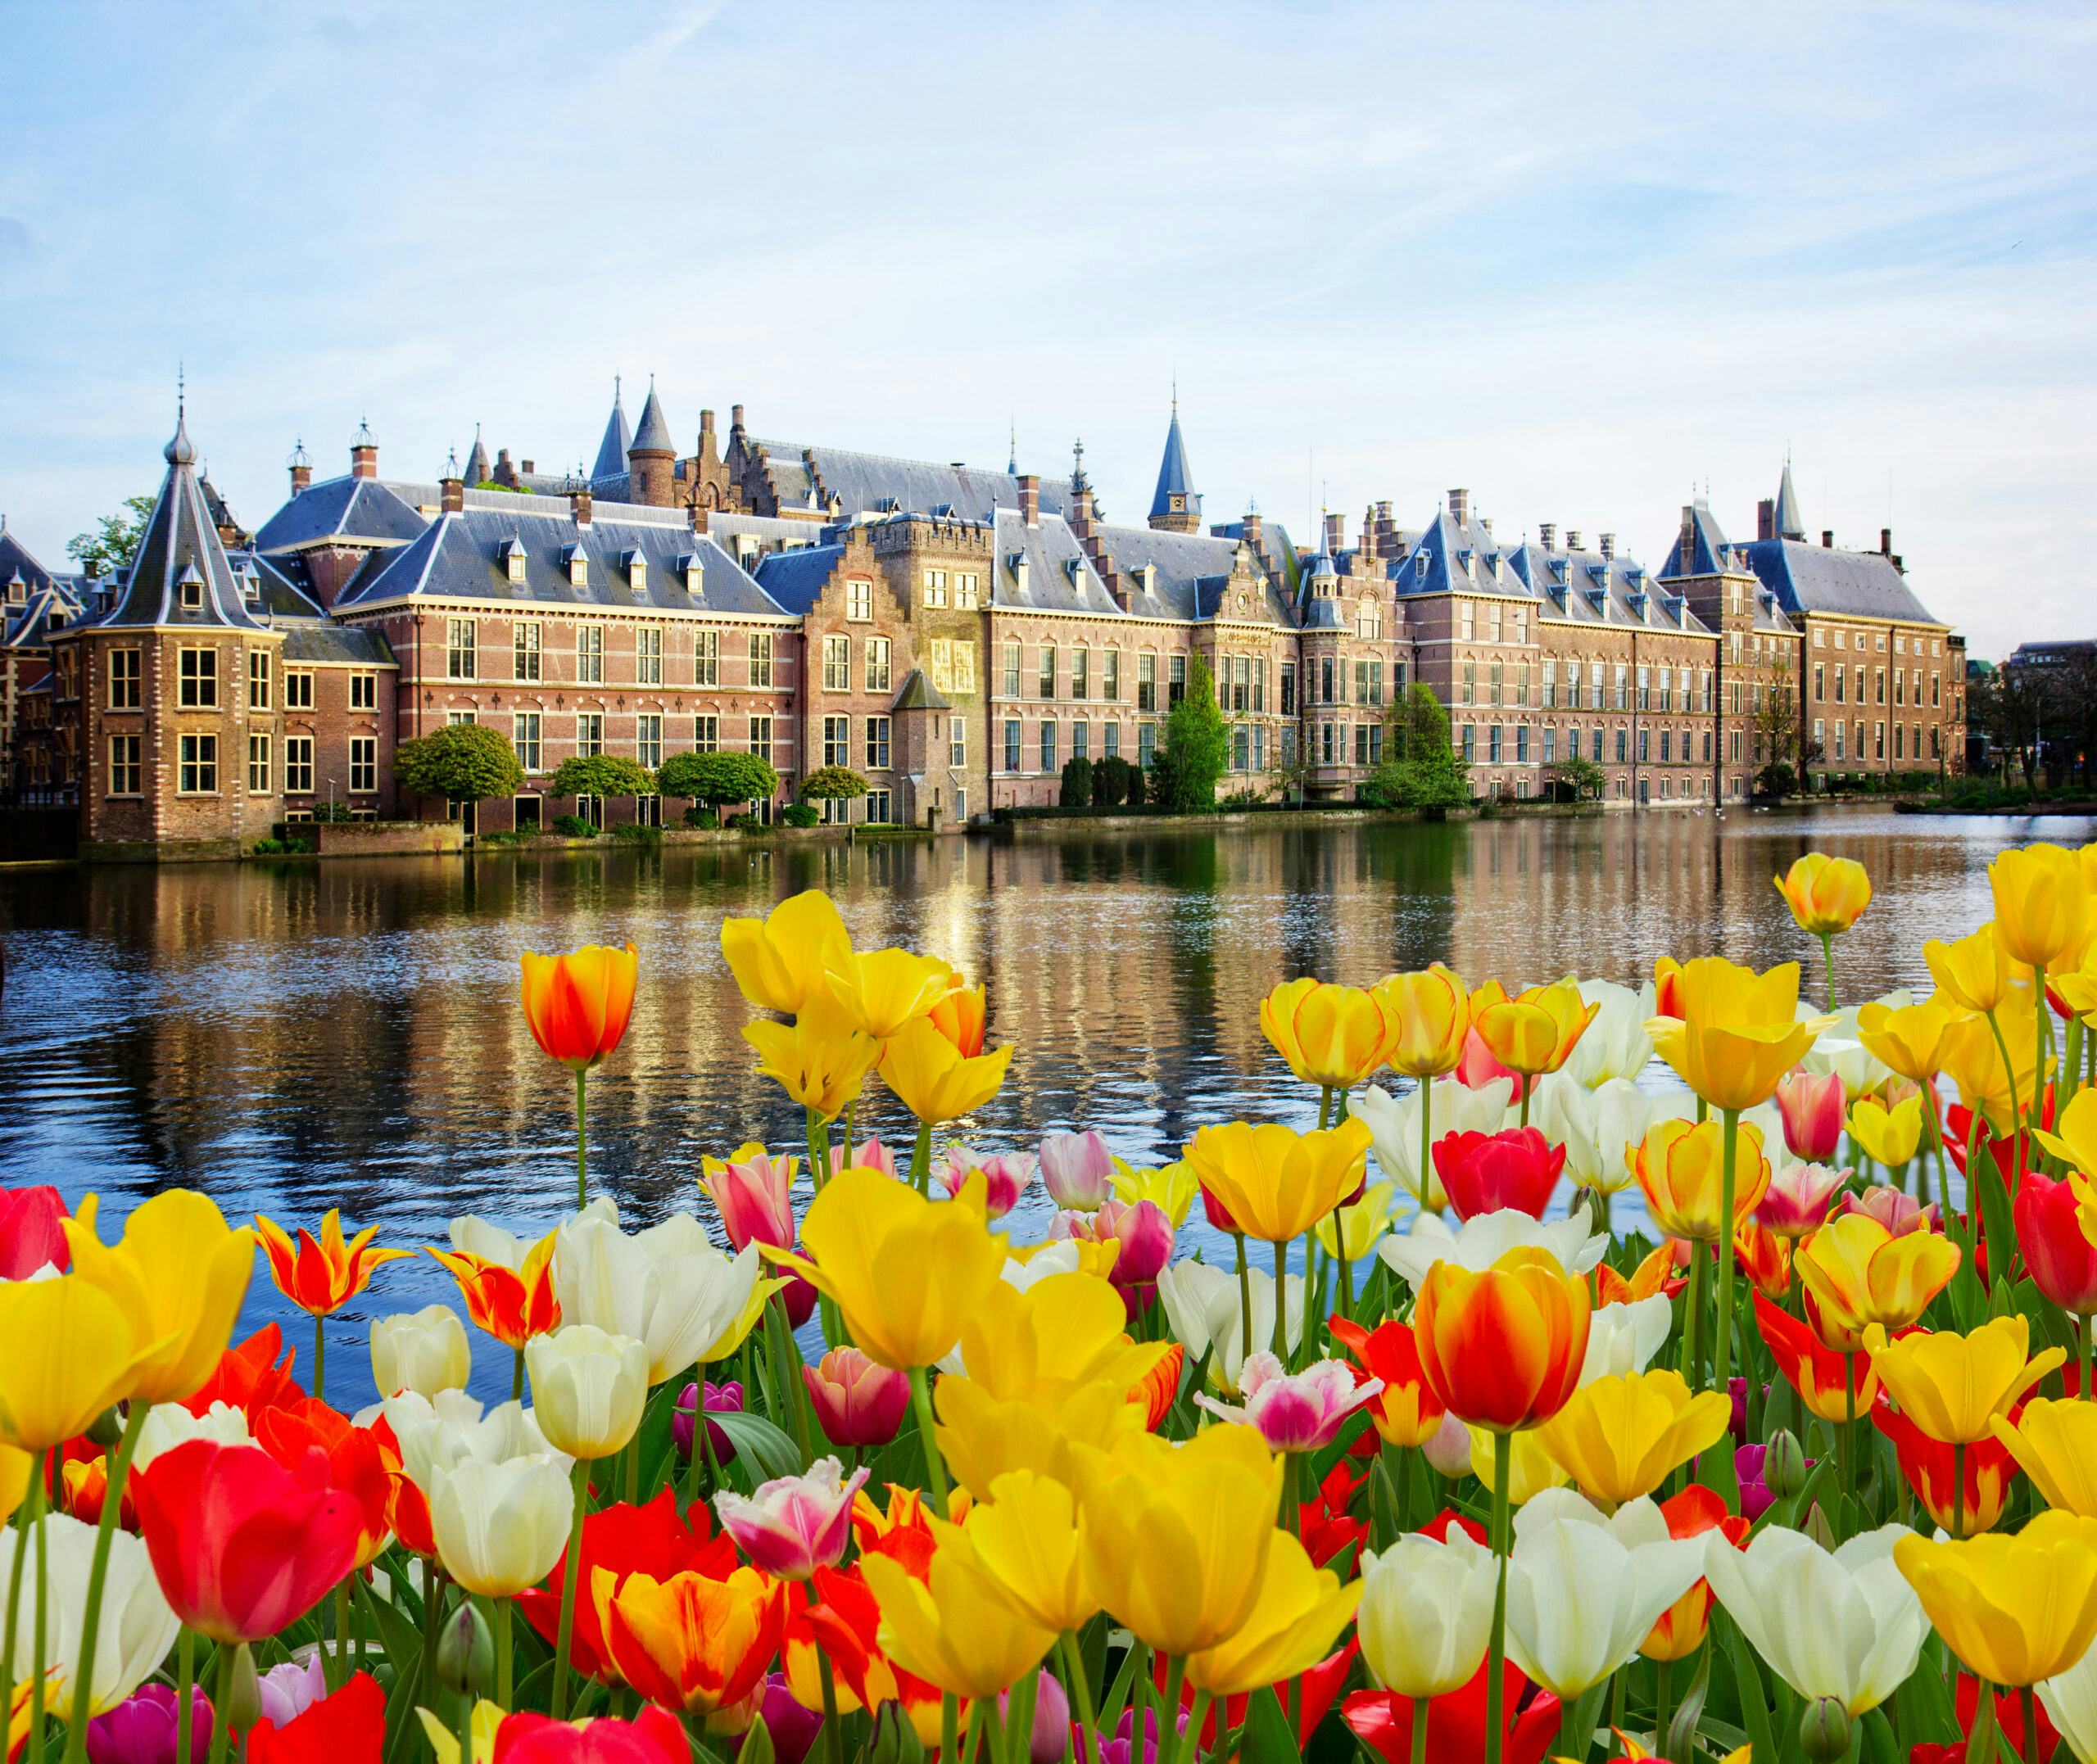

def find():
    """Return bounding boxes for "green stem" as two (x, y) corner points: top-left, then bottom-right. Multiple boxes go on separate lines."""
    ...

(314, 1311), (326, 1404)
(1272, 1241), (1291, 1364)
(772, 1291), (815, 1465)
(818, 1650), (845, 1764)
(908, 1366), (949, 1513)
(1655, 1658), (1672, 1762)
(1280, 1451), (1299, 1540)
(0, 1455), (25, 1764)
(494, 1594), (513, 1713)
(575, 1066), (590, 1210)
(913, 1116), (935, 1197)
(1841, 1353), (1858, 1516)
(512, 1347), (525, 1403)
(204, 1647), (235, 1764)
(1059, 1632), (1100, 1764)
(457, 1690), (474, 1764)
(1484, 1435), (1513, 1764)
(551, 1457), (588, 1719)
(1338, 1235), (1355, 1318)
(421, 1563), (447, 1718)
(26, 1461), (48, 1764)
(2022, 1684), (2040, 1764)
(1821, 929), (1837, 1013)
(1420, 1074), (1434, 1212)
(1317, 1085), (1334, 1132)
(806, 1107), (833, 1194)
(1714, 1109), (1740, 1401)
(61, 1400), (150, 1764)
(331, 1577), (351, 1691)
(2081, 1314), (2092, 1403)
(1299, 1230), (1319, 1363)
(1682, 1238), (1706, 1390)
(1159, 1658), (1186, 1764)
(1519, 1081), (1530, 1130)
(1184, 1692), (1214, 1764)
(1410, 1695), (1429, 1764)
(842, 1098), (858, 1165)
(1234, 1234), (1253, 1365)
(171, 1628), (195, 1764)
(942, 1693), (960, 1764)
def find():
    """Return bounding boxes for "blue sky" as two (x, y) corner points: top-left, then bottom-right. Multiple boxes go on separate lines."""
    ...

(2, 0), (2093, 655)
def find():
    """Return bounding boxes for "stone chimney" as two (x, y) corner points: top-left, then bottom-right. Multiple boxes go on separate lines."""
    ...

(1566, 530), (1582, 552)
(1243, 506), (1265, 556)
(1358, 505), (1379, 561)
(288, 439), (312, 499)
(1538, 521), (1556, 550)
(493, 448), (519, 488)
(1600, 532), (1615, 560)
(1822, 530), (1834, 548)
(441, 467), (464, 514)
(1678, 506), (1695, 571)
(570, 486), (594, 527)
(1323, 510), (1346, 554)
(1018, 473), (1040, 527)
(521, 459), (537, 475)
(730, 404), (745, 438)
(1881, 527), (1892, 556)
(698, 409), (718, 462)
(350, 422), (378, 481)
(688, 497), (709, 535)
(1447, 487), (1470, 526)
(1757, 498), (1776, 542)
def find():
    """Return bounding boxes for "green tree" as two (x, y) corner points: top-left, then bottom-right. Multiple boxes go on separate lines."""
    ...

(1059, 756), (1094, 807)
(1362, 683), (1470, 809)
(1547, 753), (1607, 803)
(548, 754), (655, 800)
(393, 723), (526, 806)
(656, 750), (780, 811)
(1092, 754), (1133, 807)
(1153, 653), (1230, 812)
(800, 765), (870, 804)
(67, 494), (157, 575)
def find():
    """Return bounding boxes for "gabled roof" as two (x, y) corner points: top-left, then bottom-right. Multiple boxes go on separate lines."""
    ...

(1093, 520), (1291, 625)
(1397, 509), (1526, 599)
(591, 384), (632, 480)
(1149, 406), (1196, 518)
(1773, 462), (1805, 541)
(751, 543), (844, 616)
(993, 509), (1122, 617)
(251, 474), (428, 554)
(891, 668), (951, 712)
(93, 411), (269, 631)
(748, 439), (1071, 526)
(1739, 539), (1939, 626)
(629, 382), (675, 455)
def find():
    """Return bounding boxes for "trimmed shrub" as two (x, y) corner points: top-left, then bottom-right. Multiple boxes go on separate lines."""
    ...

(1059, 756), (1094, 807)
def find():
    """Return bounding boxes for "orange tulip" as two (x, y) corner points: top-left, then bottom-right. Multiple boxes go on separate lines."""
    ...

(1378, 965), (1470, 1078)
(1755, 1292), (1885, 1424)
(928, 984), (987, 1058)
(1642, 1485), (1749, 1663)
(596, 1563), (786, 1730)
(1732, 1219), (1793, 1301)
(1794, 1213), (1959, 1353)
(1414, 1246), (1590, 1434)
(254, 1210), (409, 1318)
(426, 1234), (561, 1351)
(1646, 956), (1828, 1110)
(1631, 1118), (1772, 1244)
(1130, 1341), (1184, 1432)
(1470, 979), (1598, 1079)
(1328, 1316), (1447, 1449)
(1594, 1244), (1686, 1307)
(520, 943), (638, 1071)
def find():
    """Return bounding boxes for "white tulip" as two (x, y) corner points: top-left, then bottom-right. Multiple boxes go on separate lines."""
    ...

(131, 1400), (250, 1471)
(383, 1390), (568, 1500)
(430, 1453), (575, 1598)
(0, 1513), (179, 1716)
(1562, 980), (1656, 1087)
(1502, 1489), (1707, 1698)
(1353, 1077), (1516, 1210)
(1701, 1523), (1926, 1716)
(2039, 1638), (2097, 1764)
(372, 1304), (473, 1399)
(554, 1210), (762, 1385)
(1530, 1074), (1602, 1187)
(1578, 1296), (1674, 1386)
(526, 1324), (649, 1461)
(1156, 1259), (1304, 1393)
(1378, 1207), (1609, 1291)
(1799, 993), (1906, 1100)
(1356, 1532), (1500, 1698)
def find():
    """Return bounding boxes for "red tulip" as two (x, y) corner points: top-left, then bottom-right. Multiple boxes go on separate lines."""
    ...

(181, 1325), (302, 1422)
(1342, 1659), (1561, 1764)
(1774, 1069), (1846, 1162)
(1871, 1400), (2022, 1539)
(801, 1349), (912, 1450)
(0, 1185), (69, 1280)
(131, 1441), (365, 1644)
(2015, 1166), (2097, 1315)
(1432, 1128), (1565, 1222)
(1157, 1639), (1357, 1753)
(1298, 1461), (1367, 1570)
(252, 1399), (395, 1568)
(246, 1673), (383, 1764)
(492, 1709), (689, 1764)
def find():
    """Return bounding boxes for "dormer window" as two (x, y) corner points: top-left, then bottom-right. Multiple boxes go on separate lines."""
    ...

(566, 546), (589, 589)
(1414, 552), (1429, 581)
(626, 551), (647, 594)
(1010, 553), (1030, 595)
(1139, 564), (1158, 595)
(5, 576), (23, 607)
(501, 539), (528, 585)
(178, 563), (205, 612)
(45, 608), (65, 630)
(242, 572), (261, 606)
(1066, 557), (1085, 587)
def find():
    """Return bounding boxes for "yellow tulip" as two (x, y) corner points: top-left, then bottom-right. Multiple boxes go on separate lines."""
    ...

(0, 1445), (30, 1524)
(1183, 1118), (1371, 1245)
(934, 1470), (1096, 1633)
(823, 948), (958, 1040)
(768, 1167), (1005, 1371)
(1895, 1511), (2097, 1688)
(1645, 957), (1829, 1110)
(720, 889), (853, 1014)
(1315, 1181), (1395, 1261)
(937, 1377), (1146, 1501)
(1867, 1315), (2062, 1445)
(1991, 1398), (2097, 1517)
(2054, 954), (2097, 1026)
(877, 1015), (1014, 1124)
(1077, 1424), (1283, 1656)
(1941, 1004), (2049, 1138)
(1473, 979), (1599, 1079)
(1630, 1117), (1772, 1244)
(1925, 925), (2022, 1017)
(861, 1538), (1055, 1699)
(1533, 1368), (1733, 1506)
(741, 1006), (881, 1119)
(1260, 978), (1400, 1090)
(416, 1700), (504, 1764)
(1776, 853), (1873, 935)
(952, 1272), (1164, 1407)
(1378, 966), (1470, 1079)
(1465, 1425), (1569, 1506)
(1855, 996), (1961, 1084)
(1182, 1530), (1362, 1697)
(61, 1191), (253, 1406)
(1847, 1093), (1925, 1169)
(2034, 1088), (2097, 1178)
(1794, 1213), (1960, 1352)
(0, 1278), (162, 1452)
(1991, 844), (2090, 971)
(1107, 1157), (1200, 1228)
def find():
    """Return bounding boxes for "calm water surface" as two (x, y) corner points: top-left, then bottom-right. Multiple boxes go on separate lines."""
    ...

(3, 803), (2086, 1401)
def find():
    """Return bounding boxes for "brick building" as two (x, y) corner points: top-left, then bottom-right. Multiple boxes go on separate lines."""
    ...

(11, 386), (1964, 855)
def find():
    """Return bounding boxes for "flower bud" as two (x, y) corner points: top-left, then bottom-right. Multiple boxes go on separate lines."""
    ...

(86, 1406), (125, 1449)
(1764, 1427), (1808, 1499)
(222, 1644), (263, 1736)
(869, 1700), (926, 1764)
(437, 1601), (494, 1698)
(1801, 1501), (1837, 1553)
(736, 1714), (777, 1764)
(1799, 1695), (1852, 1762)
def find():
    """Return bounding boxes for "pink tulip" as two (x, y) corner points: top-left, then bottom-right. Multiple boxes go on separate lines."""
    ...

(673, 1380), (745, 1466)
(1052, 1200), (1175, 1317)
(849, 1137), (896, 1180)
(1755, 1162), (1846, 1239)
(1836, 1185), (1939, 1237)
(939, 1148), (1037, 1219)
(1194, 1354), (1382, 1452)
(801, 1349), (910, 1448)
(1775, 1069), (1846, 1163)
(1039, 1131), (1116, 1210)
(85, 1684), (212, 1764)
(999, 1671), (1071, 1764)
(255, 1657), (326, 1730)
(713, 1456), (871, 1581)
(1456, 1028), (1533, 1101)
(700, 1147), (799, 1251)
(0, 1185), (70, 1281)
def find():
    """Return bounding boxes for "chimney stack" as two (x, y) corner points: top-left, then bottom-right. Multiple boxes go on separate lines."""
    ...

(493, 448), (519, 488)
(1881, 527), (1892, 556)
(1600, 532), (1615, 560)
(1566, 530), (1582, 552)
(698, 409), (718, 459)
(571, 486), (593, 527)
(688, 495), (708, 534)
(1822, 529), (1834, 548)
(1242, 506), (1264, 554)
(288, 439), (312, 499)
(1757, 499), (1776, 542)
(1678, 506), (1694, 570)
(1538, 521), (1556, 549)
(440, 468), (464, 514)
(1018, 473), (1040, 527)
(521, 459), (537, 475)
(350, 422), (378, 481)
(1323, 510), (1346, 554)
(1447, 487), (1470, 525)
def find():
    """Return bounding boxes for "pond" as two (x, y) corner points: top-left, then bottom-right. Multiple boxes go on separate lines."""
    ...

(2, 803), (2082, 1401)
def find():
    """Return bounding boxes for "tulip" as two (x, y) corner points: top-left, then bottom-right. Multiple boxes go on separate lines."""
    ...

(1313, 1182), (1393, 1269)
(0, 1511), (178, 1718)
(84, 1682), (213, 1764)
(0, 1278), (160, 1453)
(1774, 1069), (1846, 1162)
(721, 891), (852, 1015)
(244, 1674), (387, 1764)
(1194, 1352), (1382, 1452)
(0, 1186), (69, 1282)
(1639, 1485), (1750, 1665)
(698, 1145), (799, 1251)
(132, 1440), (362, 1643)
(1992, 1396), (2097, 1519)
(937, 1148), (1037, 1219)
(1156, 1261), (1303, 1395)
(1703, 1523), (1927, 1715)
(2040, 1088), (2097, 1178)
(1577, 1296), (1674, 1387)
(1356, 1531), (1499, 1698)
(427, 1220), (562, 1355)
(521, 942), (639, 1206)
(1926, 925), (2023, 1017)
(1056, 1200), (1175, 1316)
(1259, 977), (1401, 1095)
(1415, 1246), (1590, 1436)
(433, 1451), (575, 1599)
(1379, 966), (1472, 1076)
(1379, 1208), (1609, 1291)
(745, 1009), (883, 1124)
(253, 1210), (410, 1396)
(1832, 1184), (1937, 1236)
(552, 1206), (767, 1386)
(1992, 843), (2090, 971)
(1755, 1292), (1886, 1424)
(370, 1305), (471, 1399)
(1533, 1370), (1732, 1507)
(1559, 980), (1655, 1088)
(1732, 1218), (1793, 1300)
(1755, 1160), (1843, 1238)
(487, 1707), (690, 1764)
(595, 1556), (787, 1727)
(1847, 1092), (1924, 1172)
(1420, 1411), (1474, 1480)
(1431, 1128), (1563, 1223)
(760, 1676), (824, 1764)
(1856, 995), (1961, 1088)
(672, 1381), (743, 1467)
(1867, 1314), (2061, 1449)
(1340, 1658), (1562, 1764)
(1631, 1117), (1772, 1242)
(1873, 1400), (2019, 1538)
(800, 1350), (909, 1449)
(1497, 1490), (1706, 1700)
(251, 1399), (394, 1569)
(1352, 1078), (1515, 1212)
(1108, 1156), (1202, 1228)
(1183, 1118), (1371, 1245)
(177, 1324), (297, 1423)
(254, 1657), (324, 1729)
(1181, 1529), (1362, 1698)
(1465, 1425), (1569, 1508)
(849, 1137), (896, 1181)
(822, 947), (957, 1039)
(1647, 956), (1831, 1111)
(1794, 1212), (1960, 1351)
(946, 1270), (1162, 1409)
(527, 1326), (648, 1462)
(1471, 979), (1598, 1098)
(1897, 1511), (2097, 1689)
(861, 1537), (1054, 1701)
(715, 1457), (871, 1581)
(1777, 854), (1873, 1006)
(1039, 1131), (1115, 1210)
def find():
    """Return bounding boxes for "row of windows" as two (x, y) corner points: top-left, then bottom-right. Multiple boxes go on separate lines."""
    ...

(818, 713), (962, 772)
(106, 647), (377, 714)
(143, 733), (380, 798)
(1813, 625), (1944, 658)
(491, 712), (779, 773)
(1812, 662), (1942, 708)
(1812, 718), (1944, 763)
(476, 622), (779, 689)
(1533, 661), (1716, 714)
(1307, 656), (1405, 708)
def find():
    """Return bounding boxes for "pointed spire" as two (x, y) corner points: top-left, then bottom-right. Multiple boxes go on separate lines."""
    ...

(629, 374), (674, 456)
(1071, 436), (1089, 495)
(593, 380), (635, 478)
(1148, 393), (1199, 531)
(1007, 418), (1017, 476)
(464, 423), (488, 484)
(1774, 456), (1805, 541)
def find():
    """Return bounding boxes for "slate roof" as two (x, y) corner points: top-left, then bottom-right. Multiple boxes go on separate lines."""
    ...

(1092, 521), (1290, 625)
(591, 386), (632, 481)
(252, 475), (428, 554)
(3, 579), (83, 650)
(1149, 408), (1196, 518)
(891, 668), (951, 712)
(992, 509), (1123, 617)
(227, 550), (329, 619)
(1739, 539), (1939, 626)
(1773, 463), (1805, 541)
(1398, 509), (1531, 599)
(630, 382), (675, 455)
(281, 622), (398, 666)
(748, 439), (1071, 525)
(464, 429), (489, 484)
(1651, 503), (1796, 634)
(94, 413), (269, 631)
(752, 544), (843, 616)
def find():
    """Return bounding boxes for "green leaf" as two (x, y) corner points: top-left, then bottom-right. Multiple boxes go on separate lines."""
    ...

(1667, 1640), (1713, 1762)
(708, 1408), (806, 1482)
(1720, 1613), (1778, 1764)
(353, 1572), (425, 1682)
(1239, 1686), (1302, 1764)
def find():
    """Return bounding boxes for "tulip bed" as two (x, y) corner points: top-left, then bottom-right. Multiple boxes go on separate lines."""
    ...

(11, 843), (2097, 1764)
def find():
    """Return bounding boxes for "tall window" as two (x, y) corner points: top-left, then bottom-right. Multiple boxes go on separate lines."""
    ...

(847, 580), (873, 622)
(954, 572), (980, 608)
(1038, 644), (1057, 699)
(577, 712), (604, 758)
(285, 736), (314, 794)
(447, 618), (477, 680)
(1170, 654), (1188, 706)
(109, 649), (141, 710)
(1279, 660), (1295, 717)
(248, 650), (272, 710)
(285, 670), (314, 709)
(514, 712), (542, 771)
(179, 733), (218, 794)
(350, 737), (377, 794)
(1003, 719), (1021, 771)
(749, 717), (772, 762)
(1138, 652), (1157, 712)
(247, 732), (272, 794)
(824, 716), (850, 767)
(865, 638), (892, 694)
(577, 626), (605, 685)
(1102, 648), (1121, 703)
(1071, 648), (1089, 700)
(179, 648), (217, 708)
(1139, 722), (1157, 767)
(1002, 641), (1021, 698)
(109, 735), (141, 795)
(514, 622), (541, 682)
(823, 635), (850, 691)
(636, 713), (663, 769)
(866, 716), (891, 770)
(1073, 721), (1090, 762)
(351, 672), (377, 710)
(694, 715), (719, 753)
(748, 631), (773, 688)
(922, 570), (949, 609)
(1039, 721), (1057, 771)
(950, 717), (966, 769)
(637, 627), (663, 685)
